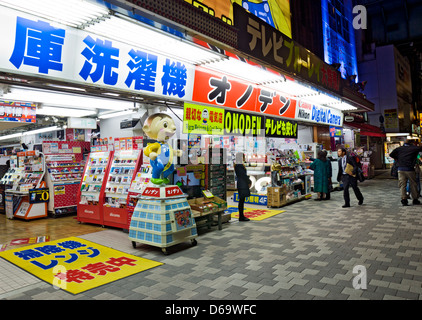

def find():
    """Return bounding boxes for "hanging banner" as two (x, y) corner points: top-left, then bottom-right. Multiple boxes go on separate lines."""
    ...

(0, 100), (36, 123)
(183, 102), (225, 135)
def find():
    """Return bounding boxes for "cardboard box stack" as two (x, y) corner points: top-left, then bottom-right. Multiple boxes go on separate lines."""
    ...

(267, 186), (287, 207)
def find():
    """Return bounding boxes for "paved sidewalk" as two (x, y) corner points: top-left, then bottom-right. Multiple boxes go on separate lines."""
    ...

(1, 178), (422, 300)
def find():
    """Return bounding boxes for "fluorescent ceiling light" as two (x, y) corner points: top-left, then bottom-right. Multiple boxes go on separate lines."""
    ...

(98, 109), (137, 119)
(2, 87), (132, 111)
(37, 106), (97, 117)
(302, 92), (341, 106)
(25, 126), (60, 135)
(0, 132), (22, 141)
(262, 79), (316, 97)
(329, 102), (358, 111)
(0, 0), (109, 28)
(0, 125), (61, 141)
(84, 14), (225, 65)
(203, 57), (283, 84)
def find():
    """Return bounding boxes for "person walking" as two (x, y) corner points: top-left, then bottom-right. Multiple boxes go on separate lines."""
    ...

(235, 153), (251, 221)
(390, 139), (422, 206)
(324, 150), (333, 200)
(337, 148), (364, 208)
(310, 150), (330, 200)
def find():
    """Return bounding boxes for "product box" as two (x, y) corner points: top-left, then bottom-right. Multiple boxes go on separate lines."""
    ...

(188, 196), (227, 215)
(267, 186), (287, 196)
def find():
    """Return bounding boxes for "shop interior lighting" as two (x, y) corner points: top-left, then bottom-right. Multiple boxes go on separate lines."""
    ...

(98, 109), (137, 119)
(2, 87), (133, 111)
(0, 125), (60, 141)
(37, 106), (97, 118)
(203, 57), (283, 84)
(301, 92), (341, 106)
(0, 0), (110, 28)
(261, 79), (316, 97)
(84, 14), (226, 65)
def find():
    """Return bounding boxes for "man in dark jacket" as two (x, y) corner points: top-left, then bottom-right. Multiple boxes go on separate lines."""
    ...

(235, 153), (251, 221)
(390, 140), (422, 206)
(337, 148), (364, 208)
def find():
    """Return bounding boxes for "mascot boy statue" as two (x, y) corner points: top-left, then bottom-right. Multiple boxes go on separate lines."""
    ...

(143, 113), (182, 185)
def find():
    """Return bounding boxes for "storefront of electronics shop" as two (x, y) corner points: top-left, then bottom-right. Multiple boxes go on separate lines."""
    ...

(0, 0), (373, 226)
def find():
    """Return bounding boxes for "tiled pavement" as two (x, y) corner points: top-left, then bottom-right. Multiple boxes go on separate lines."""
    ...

(1, 177), (422, 300)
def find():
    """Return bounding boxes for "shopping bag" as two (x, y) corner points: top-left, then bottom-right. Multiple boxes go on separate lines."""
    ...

(345, 163), (356, 177)
(391, 162), (398, 178)
(357, 168), (365, 182)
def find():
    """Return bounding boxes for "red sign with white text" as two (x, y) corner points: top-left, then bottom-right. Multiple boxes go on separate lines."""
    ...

(192, 66), (297, 119)
(193, 66), (257, 112)
(142, 187), (160, 198)
(165, 186), (183, 197)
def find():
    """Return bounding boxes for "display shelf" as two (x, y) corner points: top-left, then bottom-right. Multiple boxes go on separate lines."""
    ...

(103, 149), (143, 229)
(77, 151), (113, 226)
(5, 151), (48, 220)
(127, 163), (151, 228)
(43, 141), (90, 217)
(205, 148), (227, 201)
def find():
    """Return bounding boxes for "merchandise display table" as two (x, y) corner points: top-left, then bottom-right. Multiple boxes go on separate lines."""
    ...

(129, 185), (198, 255)
(192, 210), (224, 231)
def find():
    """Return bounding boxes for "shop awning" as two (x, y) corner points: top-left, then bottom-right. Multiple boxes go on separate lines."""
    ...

(345, 122), (386, 137)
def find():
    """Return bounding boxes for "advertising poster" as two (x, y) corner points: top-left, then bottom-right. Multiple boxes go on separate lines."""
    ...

(184, 0), (292, 38)
(0, 100), (36, 123)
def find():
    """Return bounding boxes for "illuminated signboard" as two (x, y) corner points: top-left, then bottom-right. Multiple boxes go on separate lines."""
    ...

(321, 0), (358, 81)
(185, 0), (292, 38)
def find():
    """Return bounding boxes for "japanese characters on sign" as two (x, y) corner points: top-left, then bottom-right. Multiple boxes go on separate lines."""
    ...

(186, 104), (298, 138)
(183, 102), (225, 135)
(0, 7), (194, 101)
(192, 66), (298, 119)
(234, 192), (267, 206)
(0, 100), (36, 123)
(265, 116), (298, 139)
(193, 67), (258, 112)
(0, 237), (162, 294)
(142, 187), (161, 198)
(165, 186), (183, 197)
(233, 3), (341, 95)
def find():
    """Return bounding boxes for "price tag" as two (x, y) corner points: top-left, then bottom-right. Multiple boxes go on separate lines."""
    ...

(202, 190), (214, 198)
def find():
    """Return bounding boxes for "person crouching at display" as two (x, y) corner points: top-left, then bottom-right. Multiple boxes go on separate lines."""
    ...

(235, 153), (251, 222)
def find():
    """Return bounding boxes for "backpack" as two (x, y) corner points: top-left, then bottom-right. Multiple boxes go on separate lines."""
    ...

(350, 152), (362, 169)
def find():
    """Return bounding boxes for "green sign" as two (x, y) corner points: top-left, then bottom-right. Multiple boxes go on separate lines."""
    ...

(183, 103), (225, 135)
